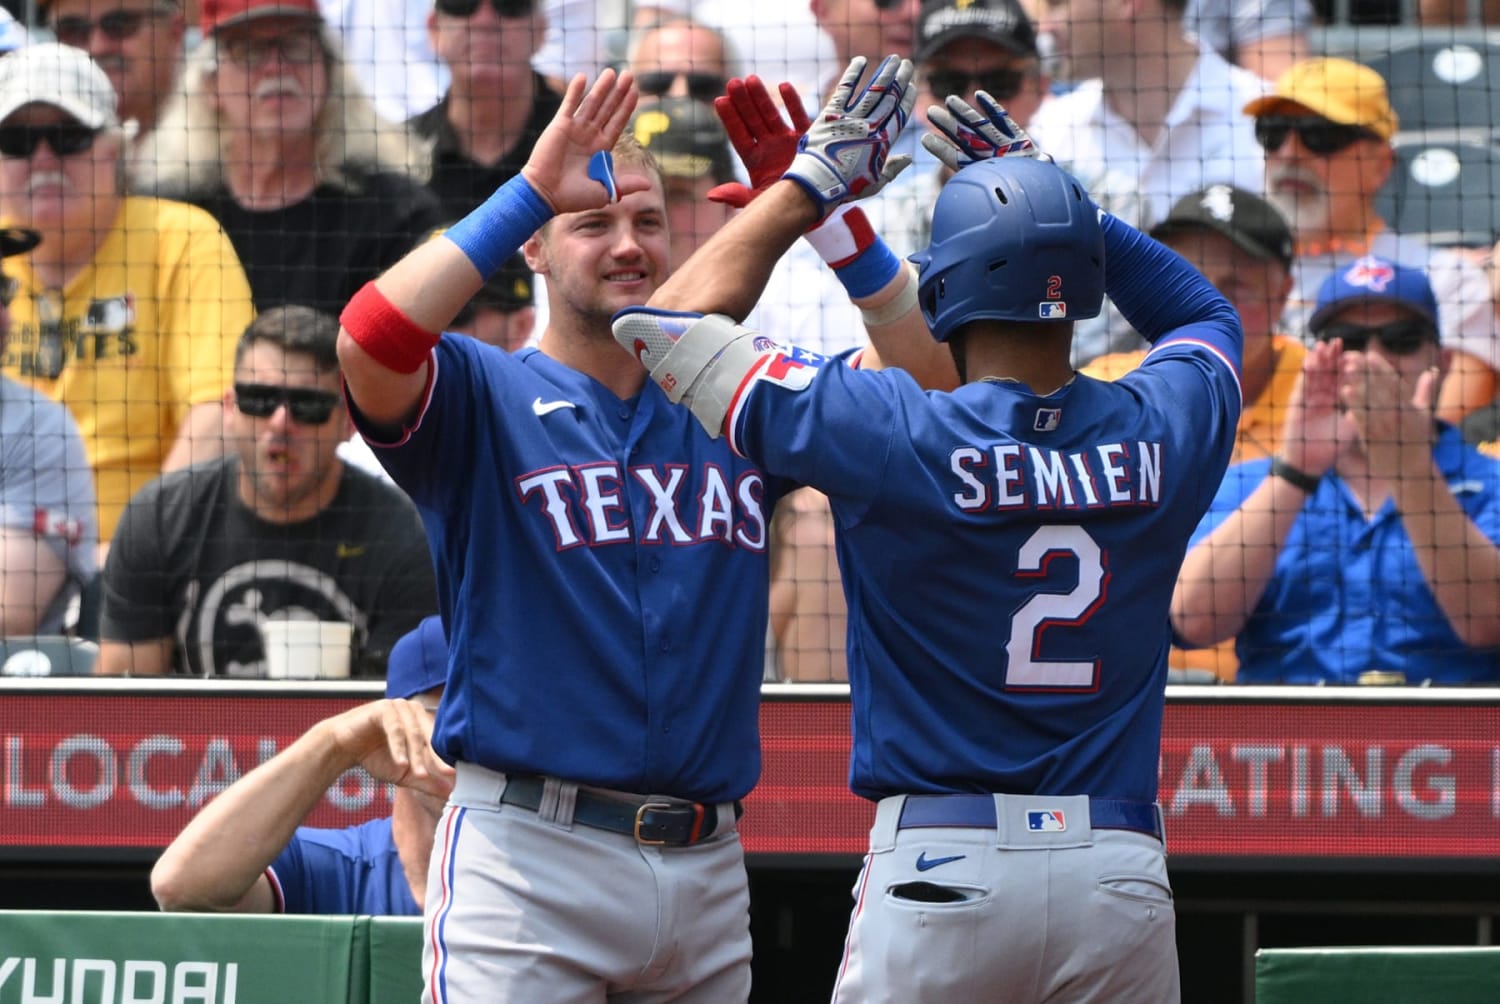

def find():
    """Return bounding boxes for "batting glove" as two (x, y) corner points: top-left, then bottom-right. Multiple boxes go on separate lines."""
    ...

(921, 90), (1048, 173)
(708, 76), (813, 209)
(785, 55), (916, 216)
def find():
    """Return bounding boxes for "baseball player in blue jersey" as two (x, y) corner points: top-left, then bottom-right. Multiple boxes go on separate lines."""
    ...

(151, 615), (452, 916)
(334, 63), (920, 1002)
(613, 90), (1244, 1001)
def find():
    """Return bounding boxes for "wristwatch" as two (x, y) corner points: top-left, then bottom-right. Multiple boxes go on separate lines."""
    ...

(1269, 455), (1321, 494)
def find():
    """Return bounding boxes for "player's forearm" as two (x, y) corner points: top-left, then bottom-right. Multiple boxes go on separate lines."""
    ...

(649, 181), (819, 321)
(855, 268), (958, 389)
(1099, 213), (1240, 352)
(151, 719), (358, 912)
(1394, 463), (1500, 647)
(1171, 478), (1304, 645)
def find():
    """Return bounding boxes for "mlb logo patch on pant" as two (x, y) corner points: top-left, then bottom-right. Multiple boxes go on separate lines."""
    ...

(1027, 810), (1066, 832)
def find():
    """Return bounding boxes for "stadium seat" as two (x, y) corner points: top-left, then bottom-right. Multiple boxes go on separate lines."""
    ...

(1375, 136), (1500, 246)
(1367, 36), (1500, 136)
(0, 636), (98, 676)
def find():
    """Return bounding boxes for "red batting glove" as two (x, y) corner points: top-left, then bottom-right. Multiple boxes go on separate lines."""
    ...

(707, 75), (814, 209)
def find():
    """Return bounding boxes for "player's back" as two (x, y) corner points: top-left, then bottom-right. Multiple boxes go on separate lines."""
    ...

(814, 345), (1237, 803)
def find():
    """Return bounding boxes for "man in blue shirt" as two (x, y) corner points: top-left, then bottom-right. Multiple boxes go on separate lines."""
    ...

(1174, 255), (1500, 684)
(151, 616), (452, 914)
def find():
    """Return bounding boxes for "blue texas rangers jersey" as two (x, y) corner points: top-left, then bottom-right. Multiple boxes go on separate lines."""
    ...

(267, 818), (418, 915)
(355, 336), (791, 804)
(727, 216), (1243, 803)
(1190, 431), (1500, 685)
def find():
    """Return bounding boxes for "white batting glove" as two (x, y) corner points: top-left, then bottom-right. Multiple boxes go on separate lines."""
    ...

(785, 55), (917, 215)
(921, 90), (1048, 172)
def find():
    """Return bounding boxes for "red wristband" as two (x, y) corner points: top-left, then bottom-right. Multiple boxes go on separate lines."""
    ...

(340, 282), (440, 375)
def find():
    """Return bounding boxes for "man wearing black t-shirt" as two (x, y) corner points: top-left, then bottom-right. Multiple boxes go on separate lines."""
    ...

(132, 0), (443, 315)
(409, 0), (561, 220)
(96, 307), (437, 679)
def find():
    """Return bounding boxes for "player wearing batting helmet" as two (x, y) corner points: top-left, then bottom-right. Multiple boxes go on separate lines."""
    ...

(614, 84), (1243, 1002)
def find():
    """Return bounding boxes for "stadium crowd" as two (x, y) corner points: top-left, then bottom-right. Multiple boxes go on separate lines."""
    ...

(0, 0), (1496, 688)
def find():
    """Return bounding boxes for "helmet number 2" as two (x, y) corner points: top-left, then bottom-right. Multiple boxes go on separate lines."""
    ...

(1005, 524), (1106, 689)
(1046, 275), (1063, 300)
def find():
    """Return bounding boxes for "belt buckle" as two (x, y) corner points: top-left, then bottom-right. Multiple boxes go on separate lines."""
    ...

(633, 802), (675, 845)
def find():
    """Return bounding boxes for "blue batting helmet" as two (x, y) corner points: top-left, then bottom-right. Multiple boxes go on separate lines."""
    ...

(911, 157), (1104, 343)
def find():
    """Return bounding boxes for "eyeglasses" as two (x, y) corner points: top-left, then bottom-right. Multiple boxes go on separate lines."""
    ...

(433, 0), (536, 17)
(234, 383), (342, 424)
(924, 68), (1029, 103)
(218, 30), (324, 69)
(1315, 319), (1436, 355)
(635, 70), (728, 103)
(1254, 116), (1379, 156)
(0, 124), (101, 159)
(872, 0), (907, 11)
(50, 7), (169, 46)
(0, 276), (18, 307)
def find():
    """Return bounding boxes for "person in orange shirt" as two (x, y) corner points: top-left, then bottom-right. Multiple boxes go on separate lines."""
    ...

(1084, 185), (1301, 682)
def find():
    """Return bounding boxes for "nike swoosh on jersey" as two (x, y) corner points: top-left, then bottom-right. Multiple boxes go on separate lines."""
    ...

(532, 397), (577, 416)
(914, 852), (966, 872)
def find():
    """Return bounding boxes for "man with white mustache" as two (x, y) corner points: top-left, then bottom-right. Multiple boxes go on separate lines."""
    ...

(132, 0), (444, 317)
(0, 44), (254, 553)
(1246, 57), (1500, 425)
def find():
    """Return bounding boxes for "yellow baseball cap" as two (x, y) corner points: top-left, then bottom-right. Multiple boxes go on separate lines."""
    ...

(1243, 57), (1399, 141)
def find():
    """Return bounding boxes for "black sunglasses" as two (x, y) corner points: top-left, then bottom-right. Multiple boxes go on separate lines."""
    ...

(872, 0), (906, 10)
(51, 7), (168, 45)
(235, 383), (342, 424)
(635, 70), (728, 103)
(433, 0), (535, 17)
(1254, 116), (1379, 156)
(925, 68), (1029, 103)
(0, 124), (101, 159)
(1315, 319), (1436, 355)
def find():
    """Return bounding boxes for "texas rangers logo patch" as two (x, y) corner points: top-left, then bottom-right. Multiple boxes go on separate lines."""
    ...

(1343, 255), (1396, 292)
(1027, 810), (1066, 832)
(755, 346), (826, 392)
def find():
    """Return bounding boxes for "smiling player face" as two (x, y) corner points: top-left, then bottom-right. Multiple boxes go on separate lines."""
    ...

(527, 169), (671, 336)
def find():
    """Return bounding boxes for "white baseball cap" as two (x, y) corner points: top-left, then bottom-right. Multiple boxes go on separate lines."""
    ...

(0, 43), (120, 130)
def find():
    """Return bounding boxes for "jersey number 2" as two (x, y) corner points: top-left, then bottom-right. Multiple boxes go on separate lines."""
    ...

(1005, 524), (1107, 689)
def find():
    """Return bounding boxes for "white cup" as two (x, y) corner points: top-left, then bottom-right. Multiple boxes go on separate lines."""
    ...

(260, 619), (353, 680)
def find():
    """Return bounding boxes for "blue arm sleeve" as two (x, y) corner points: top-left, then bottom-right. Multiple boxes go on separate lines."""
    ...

(1099, 212), (1241, 355)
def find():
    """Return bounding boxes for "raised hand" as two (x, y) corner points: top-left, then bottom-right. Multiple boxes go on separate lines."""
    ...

(1340, 350), (1440, 479)
(1280, 339), (1349, 477)
(922, 90), (1044, 173)
(785, 55), (916, 215)
(709, 76), (814, 209)
(521, 68), (649, 214)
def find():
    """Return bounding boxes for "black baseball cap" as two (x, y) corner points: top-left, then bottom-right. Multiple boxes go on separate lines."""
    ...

(1149, 185), (1294, 269)
(916, 0), (1038, 62)
(0, 228), (40, 258)
(630, 97), (736, 184)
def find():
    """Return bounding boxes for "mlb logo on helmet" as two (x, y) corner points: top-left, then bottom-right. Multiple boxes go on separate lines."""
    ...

(1038, 302), (1067, 319)
(1027, 810), (1066, 832)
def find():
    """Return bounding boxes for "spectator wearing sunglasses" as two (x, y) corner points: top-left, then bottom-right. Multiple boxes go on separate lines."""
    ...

(625, 16), (734, 107)
(1174, 255), (1500, 685)
(44, 0), (185, 144)
(409, 0), (561, 222)
(0, 44), (255, 548)
(0, 226), (99, 637)
(97, 305), (438, 678)
(1245, 57), (1500, 427)
(1029, 0), (1265, 368)
(132, 0), (443, 318)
